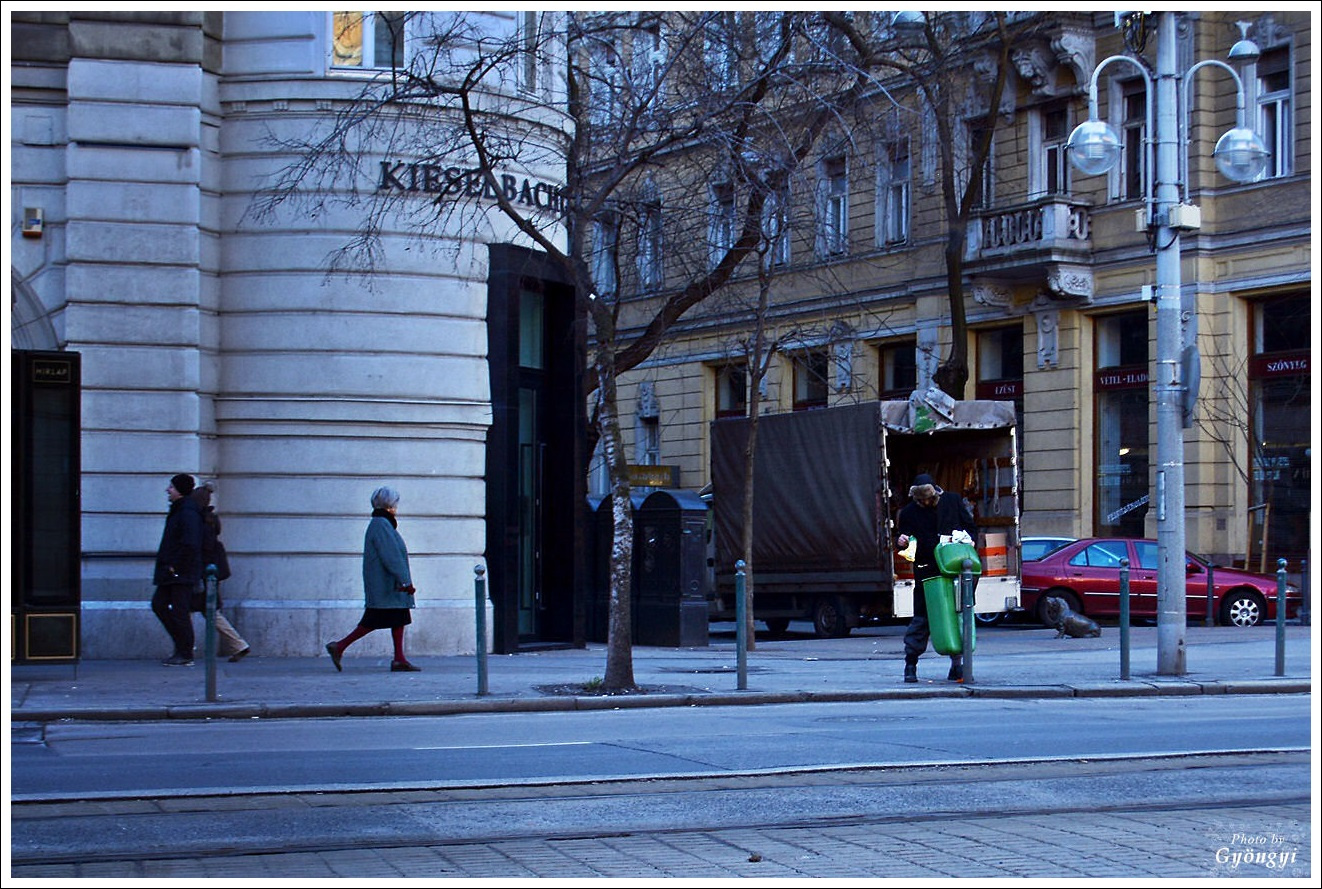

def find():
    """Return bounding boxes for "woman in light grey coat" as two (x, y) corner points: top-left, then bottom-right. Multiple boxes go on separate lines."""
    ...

(325, 486), (419, 672)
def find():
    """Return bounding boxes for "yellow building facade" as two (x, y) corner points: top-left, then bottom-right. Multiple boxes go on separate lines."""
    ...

(603, 11), (1311, 572)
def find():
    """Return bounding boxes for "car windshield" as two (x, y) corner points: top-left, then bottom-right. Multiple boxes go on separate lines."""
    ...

(1024, 539), (1071, 560)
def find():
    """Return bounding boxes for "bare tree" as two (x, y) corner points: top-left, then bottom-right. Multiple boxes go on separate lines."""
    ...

(828, 11), (1046, 399)
(250, 11), (881, 689)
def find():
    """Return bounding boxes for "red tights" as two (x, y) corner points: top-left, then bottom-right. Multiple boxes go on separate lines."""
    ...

(334, 624), (407, 663)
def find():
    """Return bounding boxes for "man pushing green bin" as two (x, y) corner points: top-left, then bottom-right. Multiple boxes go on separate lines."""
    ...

(896, 473), (979, 683)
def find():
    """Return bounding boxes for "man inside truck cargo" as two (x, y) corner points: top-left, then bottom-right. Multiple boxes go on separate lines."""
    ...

(895, 473), (977, 683)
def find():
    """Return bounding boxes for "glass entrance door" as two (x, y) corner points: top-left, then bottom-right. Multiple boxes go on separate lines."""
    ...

(517, 387), (543, 637)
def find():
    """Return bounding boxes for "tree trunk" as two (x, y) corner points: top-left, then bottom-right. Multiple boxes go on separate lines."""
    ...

(594, 326), (637, 690)
(934, 222), (971, 399)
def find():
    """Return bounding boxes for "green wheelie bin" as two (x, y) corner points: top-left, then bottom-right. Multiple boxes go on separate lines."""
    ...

(921, 541), (982, 656)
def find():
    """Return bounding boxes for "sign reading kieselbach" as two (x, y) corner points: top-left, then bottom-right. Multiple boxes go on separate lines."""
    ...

(378, 160), (567, 214)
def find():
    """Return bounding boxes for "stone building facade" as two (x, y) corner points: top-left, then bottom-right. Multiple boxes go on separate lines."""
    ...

(9, 11), (575, 660)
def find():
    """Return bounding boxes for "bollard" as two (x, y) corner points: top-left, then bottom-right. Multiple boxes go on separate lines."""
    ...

(1204, 563), (1215, 627)
(1301, 559), (1311, 627)
(960, 558), (975, 684)
(204, 564), (219, 702)
(1119, 558), (1130, 681)
(1275, 558), (1287, 677)
(475, 565), (488, 696)
(735, 560), (747, 690)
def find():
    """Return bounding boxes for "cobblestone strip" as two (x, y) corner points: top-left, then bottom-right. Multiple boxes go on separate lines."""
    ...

(12, 803), (1310, 879)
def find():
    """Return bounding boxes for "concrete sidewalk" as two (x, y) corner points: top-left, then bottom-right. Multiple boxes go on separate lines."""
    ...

(8, 622), (1313, 724)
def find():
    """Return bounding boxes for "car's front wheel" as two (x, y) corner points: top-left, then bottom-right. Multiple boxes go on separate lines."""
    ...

(1220, 589), (1266, 627)
(974, 611), (1007, 627)
(1036, 588), (1082, 626)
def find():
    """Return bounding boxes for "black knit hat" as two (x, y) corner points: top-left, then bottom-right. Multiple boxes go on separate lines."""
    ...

(170, 473), (196, 496)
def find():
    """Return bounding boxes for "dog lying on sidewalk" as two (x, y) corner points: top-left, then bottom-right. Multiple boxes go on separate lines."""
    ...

(1043, 596), (1102, 638)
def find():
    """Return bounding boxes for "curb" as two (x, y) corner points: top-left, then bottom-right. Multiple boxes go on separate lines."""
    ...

(10, 680), (1310, 725)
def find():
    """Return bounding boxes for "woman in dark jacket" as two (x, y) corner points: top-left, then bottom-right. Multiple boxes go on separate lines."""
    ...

(152, 473), (204, 666)
(325, 486), (419, 672)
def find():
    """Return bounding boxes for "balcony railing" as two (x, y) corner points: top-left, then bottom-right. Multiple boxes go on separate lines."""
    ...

(966, 197), (1091, 262)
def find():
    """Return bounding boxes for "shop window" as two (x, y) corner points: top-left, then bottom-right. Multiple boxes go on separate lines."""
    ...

(975, 326), (1024, 416)
(1094, 311), (1150, 537)
(976, 325), (1025, 504)
(1249, 295), (1309, 564)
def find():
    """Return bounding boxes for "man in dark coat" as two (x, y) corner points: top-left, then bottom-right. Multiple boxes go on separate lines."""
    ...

(152, 473), (204, 666)
(895, 472), (977, 683)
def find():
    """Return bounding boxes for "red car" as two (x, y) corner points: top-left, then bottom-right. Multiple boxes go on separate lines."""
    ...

(1020, 537), (1301, 628)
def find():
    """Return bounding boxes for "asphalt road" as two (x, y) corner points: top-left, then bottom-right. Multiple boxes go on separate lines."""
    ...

(10, 692), (1313, 879)
(12, 693), (1310, 800)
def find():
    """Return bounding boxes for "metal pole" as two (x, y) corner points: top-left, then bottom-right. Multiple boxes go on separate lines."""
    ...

(1275, 558), (1287, 677)
(1119, 558), (1131, 680)
(960, 559), (974, 685)
(204, 564), (218, 702)
(474, 565), (488, 696)
(1204, 564), (1215, 627)
(1154, 11), (1188, 675)
(1301, 559), (1311, 626)
(735, 560), (747, 690)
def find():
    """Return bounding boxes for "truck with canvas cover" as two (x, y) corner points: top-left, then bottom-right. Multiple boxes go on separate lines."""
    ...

(709, 393), (1022, 637)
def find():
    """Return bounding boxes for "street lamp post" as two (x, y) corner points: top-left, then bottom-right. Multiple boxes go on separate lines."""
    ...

(1067, 13), (1268, 675)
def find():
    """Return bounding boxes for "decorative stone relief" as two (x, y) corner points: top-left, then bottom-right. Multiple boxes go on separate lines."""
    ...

(1012, 44), (1056, 97)
(972, 281), (1014, 308)
(915, 325), (940, 390)
(1046, 264), (1093, 302)
(1248, 14), (1288, 47)
(833, 338), (854, 393)
(1051, 25), (1095, 88)
(637, 380), (659, 418)
(1035, 309), (1059, 368)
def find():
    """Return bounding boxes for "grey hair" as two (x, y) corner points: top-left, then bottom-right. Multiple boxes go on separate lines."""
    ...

(370, 486), (400, 510)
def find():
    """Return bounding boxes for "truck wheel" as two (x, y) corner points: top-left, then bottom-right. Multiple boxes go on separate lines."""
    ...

(813, 596), (851, 638)
(763, 617), (791, 637)
(974, 611), (1007, 627)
